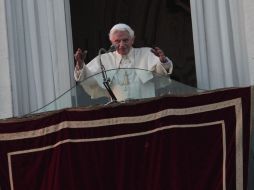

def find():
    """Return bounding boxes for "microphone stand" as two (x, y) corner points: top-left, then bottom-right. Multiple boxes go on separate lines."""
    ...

(98, 46), (117, 103)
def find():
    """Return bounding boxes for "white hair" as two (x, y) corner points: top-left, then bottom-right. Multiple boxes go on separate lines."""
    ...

(109, 23), (135, 40)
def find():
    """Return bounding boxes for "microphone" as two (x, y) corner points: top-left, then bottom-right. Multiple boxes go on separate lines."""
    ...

(98, 44), (117, 55)
(107, 44), (117, 52)
(97, 44), (118, 102)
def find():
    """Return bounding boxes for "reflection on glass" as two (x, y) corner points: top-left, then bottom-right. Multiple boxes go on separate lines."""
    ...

(27, 68), (204, 116)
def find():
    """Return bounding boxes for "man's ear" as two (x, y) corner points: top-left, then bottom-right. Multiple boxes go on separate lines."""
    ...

(131, 36), (135, 45)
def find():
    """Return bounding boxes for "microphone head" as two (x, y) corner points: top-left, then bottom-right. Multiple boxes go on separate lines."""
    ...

(108, 44), (118, 52)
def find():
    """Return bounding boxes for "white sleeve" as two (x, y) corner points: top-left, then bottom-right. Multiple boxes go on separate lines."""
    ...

(74, 62), (87, 82)
(73, 60), (107, 99)
(161, 57), (173, 74)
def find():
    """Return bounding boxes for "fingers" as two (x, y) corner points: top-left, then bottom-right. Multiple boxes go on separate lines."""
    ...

(151, 48), (158, 56)
(75, 49), (85, 60)
(74, 48), (87, 69)
(151, 47), (164, 56)
(154, 47), (164, 56)
(74, 49), (87, 62)
(151, 47), (167, 63)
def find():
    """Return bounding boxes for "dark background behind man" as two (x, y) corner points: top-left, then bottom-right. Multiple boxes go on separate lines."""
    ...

(69, 0), (196, 87)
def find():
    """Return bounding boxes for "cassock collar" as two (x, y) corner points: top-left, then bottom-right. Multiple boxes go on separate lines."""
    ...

(114, 47), (135, 67)
(112, 47), (153, 83)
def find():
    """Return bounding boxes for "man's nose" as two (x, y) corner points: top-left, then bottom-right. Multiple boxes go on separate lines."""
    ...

(119, 40), (125, 46)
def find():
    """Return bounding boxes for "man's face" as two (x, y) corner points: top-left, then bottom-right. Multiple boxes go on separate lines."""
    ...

(110, 31), (134, 55)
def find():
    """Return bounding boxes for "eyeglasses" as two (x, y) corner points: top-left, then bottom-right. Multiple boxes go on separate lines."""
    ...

(112, 38), (131, 46)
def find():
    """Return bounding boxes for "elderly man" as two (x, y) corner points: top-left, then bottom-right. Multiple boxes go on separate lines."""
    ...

(74, 23), (173, 101)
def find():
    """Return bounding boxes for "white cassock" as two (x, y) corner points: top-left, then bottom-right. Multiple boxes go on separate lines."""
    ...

(74, 47), (173, 101)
